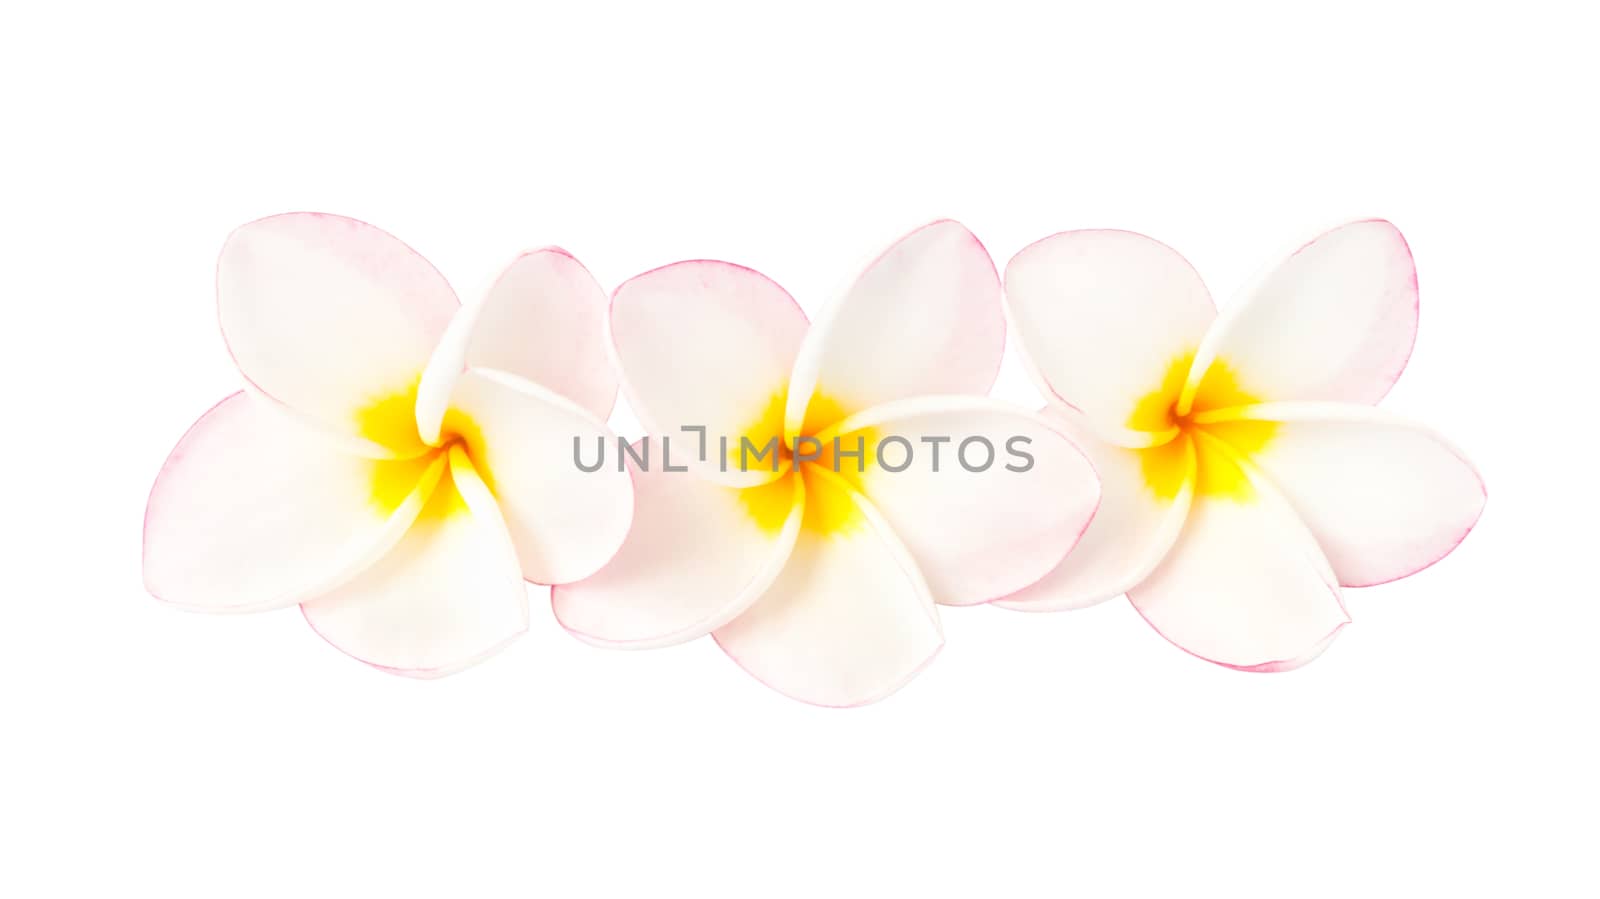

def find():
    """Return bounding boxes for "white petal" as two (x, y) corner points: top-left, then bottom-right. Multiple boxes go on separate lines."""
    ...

(609, 260), (810, 485)
(443, 368), (634, 586)
(785, 220), (1002, 437)
(823, 397), (1099, 606)
(713, 469), (943, 707)
(217, 212), (458, 456)
(1128, 434), (1349, 671)
(415, 248), (615, 443)
(143, 393), (441, 612)
(301, 447), (528, 678)
(1004, 229), (1215, 445)
(553, 449), (804, 648)
(996, 410), (1195, 611)
(1182, 219), (1417, 414)
(1199, 402), (1484, 587)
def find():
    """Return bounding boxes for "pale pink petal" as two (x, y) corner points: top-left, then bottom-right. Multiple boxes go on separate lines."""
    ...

(609, 260), (809, 485)
(143, 393), (442, 613)
(996, 409), (1195, 612)
(415, 248), (615, 443)
(217, 212), (459, 456)
(1181, 219), (1417, 413)
(1198, 402), (1485, 587)
(714, 469), (943, 707)
(824, 397), (1099, 606)
(1128, 435), (1349, 671)
(785, 220), (1002, 437)
(471, 248), (617, 417)
(301, 447), (527, 678)
(553, 445), (804, 648)
(1004, 230), (1215, 445)
(443, 369), (634, 586)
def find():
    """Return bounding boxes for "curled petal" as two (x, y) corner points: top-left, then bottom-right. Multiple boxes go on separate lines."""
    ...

(785, 220), (1002, 437)
(1182, 219), (1417, 413)
(143, 393), (440, 613)
(444, 369), (634, 586)
(301, 447), (528, 678)
(1128, 434), (1349, 671)
(714, 469), (943, 707)
(609, 260), (809, 486)
(553, 446), (804, 648)
(1199, 402), (1484, 587)
(217, 212), (458, 457)
(416, 248), (615, 442)
(1004, 230), (1215, 445)
(823, 397), (1099, 606)
(997, 410), (1195, 612)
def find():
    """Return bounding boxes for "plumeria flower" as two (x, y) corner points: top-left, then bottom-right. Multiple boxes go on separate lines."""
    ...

(997, 221), (1486, 670)
(553, 221), (1101, 706)
(143, 213), (633, 676)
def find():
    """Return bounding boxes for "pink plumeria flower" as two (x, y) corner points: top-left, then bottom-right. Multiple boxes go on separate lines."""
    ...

(997, 221), (1486, 670)
(554, 221), (1101, 706)
(143, 213), (633, 677)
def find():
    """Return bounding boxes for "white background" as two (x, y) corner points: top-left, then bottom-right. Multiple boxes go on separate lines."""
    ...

(3, 1), (1593, 896)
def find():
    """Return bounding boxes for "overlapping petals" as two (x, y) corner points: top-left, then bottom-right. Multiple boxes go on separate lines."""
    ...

(784, 220), (1006, 435)
(1181, 219), (1418, 412)
(995, 408), (1195, 612)
(1127, 438), (1350, 672)
(1003, 229), (1215, 446)
(302, 449), (529, 678)
(822, 398), (1098, 606)
(143, 392), (440, 613)
(145, 213), (632, 676)
(216, 212), (458, 457)
(714, 470), (943, 708)
(1197, 404), (1484, 587)
(1000, 220), (1484, 670)
(607, 260), (809, 486)
(556, 221), (1100, 705)
(150, 210), (1481, 692)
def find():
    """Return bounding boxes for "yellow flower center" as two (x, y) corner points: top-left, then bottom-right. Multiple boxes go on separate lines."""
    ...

(1131, 352), (1277, 502)
(736, 391), (865, 537)
(357, 381), (486, 520)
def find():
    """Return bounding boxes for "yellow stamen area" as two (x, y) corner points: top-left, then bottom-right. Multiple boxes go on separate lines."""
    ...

(732, 389), (865, 537)
(737, 473), (798, 533)
(440, 407), (492, 495)
(357, 386), (486, 521)
(415, 462), (471, 523)
(1130, 352), (1277, 502)
(354, 376), (428, 456)
(368, 454), (441, 513)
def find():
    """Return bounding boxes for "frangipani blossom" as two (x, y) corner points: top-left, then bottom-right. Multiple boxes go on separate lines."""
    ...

(998, 221), (1486, 670)
(554, 221), (1101, 706)
(143, 213), (633, 676)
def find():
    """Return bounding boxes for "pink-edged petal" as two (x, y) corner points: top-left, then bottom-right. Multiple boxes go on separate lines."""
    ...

(443, 368), (633, 586)
(610, 260), (809, 485)
(143, 393), (442, 613)
(301, 447), (528, 678)
(1199, 402), (1485, 587)
(823, 397), (1099, 606)
(217, 212), (458, 457)
(1004, 230), (1216, 445)
(996, 410), (1195, 612)
(1181, 219), (1417, 414)
(415, 248), (614, 442)
(785, 220), (1001, 437)
(471, 248), (617, 417)
(553, 446), (804, 648)
(714, 468), (943, 707)
(1128, 434), (1349, 671)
